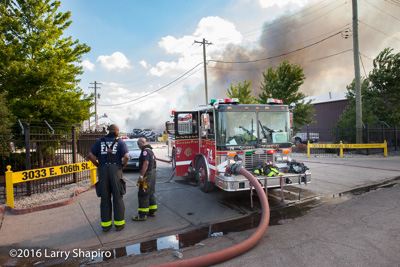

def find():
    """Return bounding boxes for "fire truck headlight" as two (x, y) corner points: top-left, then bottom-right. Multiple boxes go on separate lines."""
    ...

(275, 154), (288, 162)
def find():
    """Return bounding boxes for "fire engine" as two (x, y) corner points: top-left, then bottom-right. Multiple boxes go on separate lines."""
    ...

(165, 98), (311, 192)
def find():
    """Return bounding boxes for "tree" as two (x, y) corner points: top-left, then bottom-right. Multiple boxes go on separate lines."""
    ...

(336, 48), (400, 142)
(0, 0), (93, 125)
(257, 61), (314, 130)
(0, 91), (13, 156)
(226, 80), (256, 104)
(368, 48), (400, 125)
(335, 78), (377, 143)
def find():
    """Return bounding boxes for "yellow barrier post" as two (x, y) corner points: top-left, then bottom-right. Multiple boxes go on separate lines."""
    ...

(339, 141), (343, 158)
(90, 166), (97, 185)
(5, 165), (14, 208)
(307, 141), (310, 157)
(384, 140), (388, 157)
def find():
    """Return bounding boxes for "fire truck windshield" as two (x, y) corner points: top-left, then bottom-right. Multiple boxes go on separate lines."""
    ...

(217, 111), (258, 146)
(258, 111), (290, 144)
(216, 110), (290, 146)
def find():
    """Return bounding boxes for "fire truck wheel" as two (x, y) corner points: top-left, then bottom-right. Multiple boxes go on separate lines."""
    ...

(172, 149), (176, 170)
(195, 157), (214, 193)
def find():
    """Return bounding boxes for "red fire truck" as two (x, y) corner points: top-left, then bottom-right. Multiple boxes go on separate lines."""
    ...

(166, 98), (311, 192)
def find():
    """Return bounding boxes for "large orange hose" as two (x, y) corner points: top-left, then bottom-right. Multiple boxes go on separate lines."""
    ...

(155, 157), (172, 163)
(155, 167), (270, 267)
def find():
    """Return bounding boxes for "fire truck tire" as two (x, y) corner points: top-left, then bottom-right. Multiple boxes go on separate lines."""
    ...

(195, 157), (214, 193)
(172, 149), (176, 170)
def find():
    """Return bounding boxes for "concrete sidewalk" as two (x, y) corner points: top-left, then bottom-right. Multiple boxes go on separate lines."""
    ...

(0, 153), (399, 266)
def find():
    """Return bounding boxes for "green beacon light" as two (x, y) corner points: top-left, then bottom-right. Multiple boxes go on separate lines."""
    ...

(210, 99), (216, 105)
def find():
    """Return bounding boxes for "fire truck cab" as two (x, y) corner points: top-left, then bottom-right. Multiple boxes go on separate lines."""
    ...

(166, 98), (311, 192)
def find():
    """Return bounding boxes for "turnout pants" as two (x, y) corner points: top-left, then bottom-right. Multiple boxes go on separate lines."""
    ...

(138, 169), (157, 215)
(98, 164), (125, 228)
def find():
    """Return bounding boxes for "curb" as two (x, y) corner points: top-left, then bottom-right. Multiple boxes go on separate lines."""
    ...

(0, 185), (95, 215)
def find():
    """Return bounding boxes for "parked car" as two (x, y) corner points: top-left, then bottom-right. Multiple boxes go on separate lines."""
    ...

(292, 132), (319, 146)
(122, 138), (157, 170)
(123, 139), (141, 170)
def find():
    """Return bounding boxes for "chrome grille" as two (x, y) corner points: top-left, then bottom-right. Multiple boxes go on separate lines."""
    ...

(244, 150), (273, 171)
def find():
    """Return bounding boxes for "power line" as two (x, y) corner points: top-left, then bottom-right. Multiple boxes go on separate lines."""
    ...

(363, 0), (400, 22)
(208, 49), (353, 71)
(384, 0), (400, 7)
(98, 62), (203, 106)
(102, 65), (204, 109)
(244, 22), (351, 59)
(359, 20), (400, 42)
(233, 1), (348, 48)
(119, 44), (203, 85)
(209, 31), (343, 64)
(359, 52), (374, 60)
(220, 0), (338, 42)
(359, 53), (368, 77)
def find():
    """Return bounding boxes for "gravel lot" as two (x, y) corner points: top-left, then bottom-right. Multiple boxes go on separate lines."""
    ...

(12, 179), (92, 209)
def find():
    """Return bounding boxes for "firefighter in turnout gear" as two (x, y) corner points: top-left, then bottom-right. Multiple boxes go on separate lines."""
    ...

(89, 124), (129, 232)
(133, 138), (157, 221)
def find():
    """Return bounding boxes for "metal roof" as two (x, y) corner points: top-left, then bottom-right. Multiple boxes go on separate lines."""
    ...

(304, 91), (347, 104)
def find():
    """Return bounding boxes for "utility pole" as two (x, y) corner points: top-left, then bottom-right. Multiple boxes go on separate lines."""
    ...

(194, 38), (213, 105)
(89, 81), (102, 131)
(352, 0), (362, 143)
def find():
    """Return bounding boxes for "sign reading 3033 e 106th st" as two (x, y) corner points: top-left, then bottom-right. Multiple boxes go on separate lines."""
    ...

(12, 162), (95, 183)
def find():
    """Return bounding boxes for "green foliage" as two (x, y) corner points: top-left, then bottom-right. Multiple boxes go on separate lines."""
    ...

(226, 80), (256, 104)
(369, 48), (400, 125)
(335, 78), (376, 143)
(0, 92), (12, 131)
(336, 48), (400, 142)
(257, 61), (315, 130)
(0, 92), (13, 156)
(0, 0), (93, 124)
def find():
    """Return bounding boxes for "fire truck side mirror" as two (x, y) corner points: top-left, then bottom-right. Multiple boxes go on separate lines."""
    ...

(289, 103), (296, 110)
(201, 113), (210, 130)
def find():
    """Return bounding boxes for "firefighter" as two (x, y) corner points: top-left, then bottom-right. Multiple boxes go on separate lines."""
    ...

(89, 124), (129, 232)
(133, 138), (157, 221)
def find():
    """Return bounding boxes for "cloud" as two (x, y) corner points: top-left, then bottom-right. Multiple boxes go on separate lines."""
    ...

(97, 52), (132, 71)
(139, 60), (149, 68)
(80, 60), (95, 71)
(258, 0), (313, 9)
(103, 82), (130, 95)
(149, 16), (242, 77)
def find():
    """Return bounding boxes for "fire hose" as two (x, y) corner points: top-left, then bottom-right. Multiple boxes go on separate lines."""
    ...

(155, 165), (270, 267)
(155, 157), (172, 164)
(155, 157), (176, 184)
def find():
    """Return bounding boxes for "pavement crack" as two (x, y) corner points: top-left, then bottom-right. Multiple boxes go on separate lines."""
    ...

(79, 202), (104, 247)
(155, 196), (197, 227)
(0, 210), (4, 231)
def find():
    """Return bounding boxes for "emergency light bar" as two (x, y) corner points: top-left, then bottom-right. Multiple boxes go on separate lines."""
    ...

(267, 98), (283, 104)
(210, 98), (239, 105)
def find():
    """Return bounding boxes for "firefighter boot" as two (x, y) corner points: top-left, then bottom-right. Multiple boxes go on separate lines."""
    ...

(115, 224), (125, 231)
(148, 211), (156, 217)
(132, 214), (147, 221)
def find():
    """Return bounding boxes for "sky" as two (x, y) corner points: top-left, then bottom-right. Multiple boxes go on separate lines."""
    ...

(58, 0), (400, 132)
